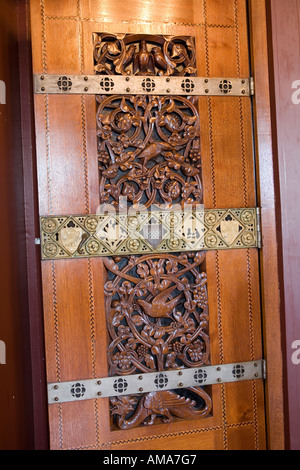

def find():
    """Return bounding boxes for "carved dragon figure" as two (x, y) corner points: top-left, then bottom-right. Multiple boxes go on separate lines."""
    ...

(111, 388), (212, 430)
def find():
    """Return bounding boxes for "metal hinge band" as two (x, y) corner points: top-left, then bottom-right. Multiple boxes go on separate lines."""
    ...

(48, 360), (266, 405)
(34, 74), (254, 97)
(40, 207), (261, 260)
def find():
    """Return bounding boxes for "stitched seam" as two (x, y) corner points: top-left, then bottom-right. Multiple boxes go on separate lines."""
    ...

(51, 260), (60, 381)
(40, 0), (47, 73)
(239, 97), (248, 207)
(246, 250), (254, 360)
(203, 1), (210, 77)
(215, 252), (223, 364)
(57, 403), (64, 449)
(44, 94), (52, 214)
(101, 425), (224, 448)
(221, 384), (228, 450)
(247, 249), (259, 449)
(234, 0), (241, 78)
(80, 95), (90, 213)
(207, 98), (216, 208)
(251, 381), (259, 449)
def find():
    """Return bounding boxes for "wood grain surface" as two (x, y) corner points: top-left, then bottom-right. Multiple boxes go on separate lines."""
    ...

(30, 0), (270, 450)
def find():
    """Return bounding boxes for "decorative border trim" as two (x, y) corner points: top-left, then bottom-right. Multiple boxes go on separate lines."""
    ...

(40, 208), (261, 260)
(34, 74), (254, 96)
(47, 360), (266, 405)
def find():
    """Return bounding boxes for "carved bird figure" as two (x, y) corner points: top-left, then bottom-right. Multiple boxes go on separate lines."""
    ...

(137, 142), (173, 167)
(114, 45), (136, 74)
(96, 42), (121, 64)
(171, 43), (189, 64)
(137, 285), (182, 319)
(151, 46), (175, 75)
(133, 40), (155, 75)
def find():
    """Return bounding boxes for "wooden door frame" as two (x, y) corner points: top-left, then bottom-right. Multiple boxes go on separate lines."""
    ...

(19, 0), (286, 450)
(248, 0), (286, 449)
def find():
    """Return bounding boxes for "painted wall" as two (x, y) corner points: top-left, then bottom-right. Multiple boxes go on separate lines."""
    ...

(0, 0), (29, 449)
(270, 0), (300, 450)
(0, 0), (48, 449)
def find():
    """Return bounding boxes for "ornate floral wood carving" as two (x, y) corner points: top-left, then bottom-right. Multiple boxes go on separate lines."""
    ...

(94, 33), (211, 430)
(93, 33), (197, 77)
(96, 94), (202, 208)
(104, 252), (211, 429)
(95, 33), (201, 209)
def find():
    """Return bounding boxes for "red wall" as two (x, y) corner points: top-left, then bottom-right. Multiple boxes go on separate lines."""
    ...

(270, 0), (300, 450)
(0, 0), (48, 450)
(0, 0), (30, 449)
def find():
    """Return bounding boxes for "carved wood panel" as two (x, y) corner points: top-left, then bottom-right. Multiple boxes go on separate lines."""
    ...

(104, 253), (211, 429)
(95, 34), (202, 209)
(96, 94), (202, 208)
(95, 33), (211, 430)
(31, 0), (267, 450)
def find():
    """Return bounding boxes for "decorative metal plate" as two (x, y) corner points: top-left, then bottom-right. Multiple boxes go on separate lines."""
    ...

(47, 360), (266, 405)
(34, 74), (254, 96)
(40, 208), (261, 260)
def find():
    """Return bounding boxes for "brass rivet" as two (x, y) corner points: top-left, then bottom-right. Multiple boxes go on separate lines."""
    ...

(254, 363), (258, 367)
(84, 87), (88, 92)
(126, 87), (130, 92)
(205, 89), (209, 93)
(126, 77), (130, 81)
(166, 88), (170, 93)
(242, 90), (246, 94)
(138, 376), (143, 380)
(97, 380), (101, 385)
(54, 385), (58, 390)
(166, 78), (170, 82)
(217, 378), (222, 383)
(178, 371), (183, 376)
(41, 87), (45, 92)
(205, 79), (209, 83)
(254, 373), (259, 378)
(216, 367), (221, 371)
(54, 397), (59, 401)
(40, 75), (45, 80)
(178, 382), (183, 387)
(84, 76), (88, 81)
(97, 391), (102, 396)
(139, 387), (143, 392)
(242, 79), (245, 84)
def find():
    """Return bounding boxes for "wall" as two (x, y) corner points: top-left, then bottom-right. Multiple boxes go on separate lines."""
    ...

(0, 0), (48, 449)
(0, 0), (30, 449)
(270, 0), (300, 450)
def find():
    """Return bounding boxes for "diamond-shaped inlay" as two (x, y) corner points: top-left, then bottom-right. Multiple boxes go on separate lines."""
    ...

(40, 208), (259, 259)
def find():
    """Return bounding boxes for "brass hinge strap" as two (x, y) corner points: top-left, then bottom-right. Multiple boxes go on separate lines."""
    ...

(48, 360), (266, 405)
(34, 74), (254, 97)
(40, 207), (261, 260)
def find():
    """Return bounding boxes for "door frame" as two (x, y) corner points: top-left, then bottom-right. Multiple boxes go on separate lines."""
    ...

(248, 0), (286, 449)
(19, 0), (286, 450)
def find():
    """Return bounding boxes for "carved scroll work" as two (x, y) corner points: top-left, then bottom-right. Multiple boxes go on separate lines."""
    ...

(94, 34), (211, 429)
(95, 34), (202, 209)
(104, 253), (212, 429)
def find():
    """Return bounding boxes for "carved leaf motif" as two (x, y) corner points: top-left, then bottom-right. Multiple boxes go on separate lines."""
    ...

(131, 315), (145, 326)
(111, 313), (124, 327)
(144, 354), (156, 370)
(136, 263), (149, 278)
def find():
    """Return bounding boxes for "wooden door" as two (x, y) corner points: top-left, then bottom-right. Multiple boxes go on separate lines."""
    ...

(30, 0), (266, 450)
